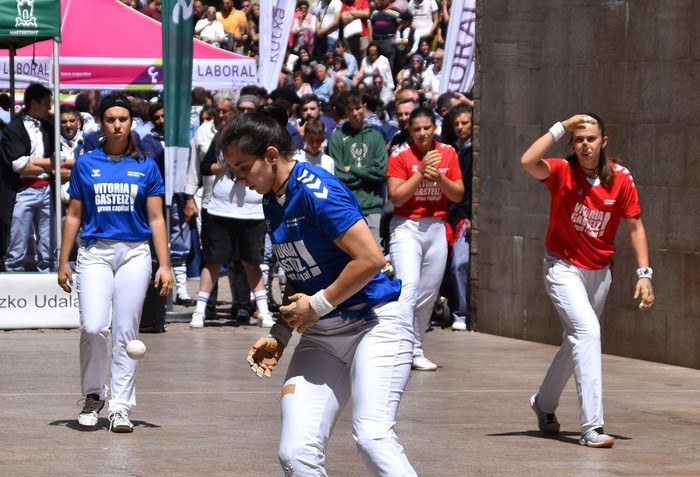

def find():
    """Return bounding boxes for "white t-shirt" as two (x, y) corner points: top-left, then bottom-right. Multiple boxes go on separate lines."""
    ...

(408, 0), (438, 39)
(314, 0), (343, 41)
(195, 18), (225, 44)
(293, 149), (336, 176)
(208, 173), (264, 220)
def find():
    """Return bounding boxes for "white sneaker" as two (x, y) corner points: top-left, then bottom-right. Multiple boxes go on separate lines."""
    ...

(189, 311), (205, 328)
(580, 427), (614, 448)
(452, 321), (467, 331)
(258, 313), (275, 328)
(175, 289), (193, 305)
(412, 356), (438, 371)
(77, 393), (105, 427)
(109, 409), (134, 433)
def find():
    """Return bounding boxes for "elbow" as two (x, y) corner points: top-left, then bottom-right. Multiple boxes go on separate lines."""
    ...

(519, 154), (529, 168)
(368, 252), (386, 275)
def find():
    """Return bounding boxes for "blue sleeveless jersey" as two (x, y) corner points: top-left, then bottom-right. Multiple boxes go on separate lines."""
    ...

(67, 148), (165, 246)
(263, 162), (401, 313)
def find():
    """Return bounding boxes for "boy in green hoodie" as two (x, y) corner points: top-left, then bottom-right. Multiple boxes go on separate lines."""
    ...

(329, 89), (388, 246)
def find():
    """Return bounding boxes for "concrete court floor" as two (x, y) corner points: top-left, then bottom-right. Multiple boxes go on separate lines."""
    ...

(2, 286), (700, 476)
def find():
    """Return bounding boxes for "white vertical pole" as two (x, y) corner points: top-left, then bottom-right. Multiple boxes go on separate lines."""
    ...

(53, 39), (62, 253)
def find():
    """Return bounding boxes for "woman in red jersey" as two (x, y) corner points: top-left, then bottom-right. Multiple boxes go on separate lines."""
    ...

(387, 106), (464, 371)
(521, 113), (655, 448)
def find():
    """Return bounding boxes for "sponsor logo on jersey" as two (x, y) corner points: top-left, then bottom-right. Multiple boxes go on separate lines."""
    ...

(128, 171), (145, 178)
(285, 216), (305, 227)
(91, 169), (101, 177)
(93, 182), (138, 213)
(570, 202), (611, 238)
(273, 240), (322, 281)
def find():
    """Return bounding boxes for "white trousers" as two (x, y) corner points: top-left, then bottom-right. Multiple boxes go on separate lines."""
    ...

(537, 251), (612, 434)
(278, 301), (417, 477)
(389, 217), (447, 358)
(76, 240), (151, 416)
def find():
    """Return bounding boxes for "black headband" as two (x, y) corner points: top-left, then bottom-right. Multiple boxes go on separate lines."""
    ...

(100, 94), (133, 117)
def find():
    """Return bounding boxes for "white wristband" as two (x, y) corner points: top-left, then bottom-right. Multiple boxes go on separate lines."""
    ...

(548, 122), (566, 142)
(310, 289), (336, 317)
(636, 267), (653, 280)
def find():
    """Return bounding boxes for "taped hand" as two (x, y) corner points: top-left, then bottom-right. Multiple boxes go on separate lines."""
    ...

(280, 293), (319, 334)
(634, 278), (655, 311)
(247, 336), (284, 378)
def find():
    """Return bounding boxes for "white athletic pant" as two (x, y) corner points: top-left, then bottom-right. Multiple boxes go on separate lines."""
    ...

(76, 240), (151, 416)
(537, 251), (612, 434)
(389, 217), (448, 358)
(278, 301), (417, 477)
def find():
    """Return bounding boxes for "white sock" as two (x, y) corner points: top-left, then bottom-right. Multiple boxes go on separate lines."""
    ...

(254, 290), (269, 317)
(195, 291), (210, 314)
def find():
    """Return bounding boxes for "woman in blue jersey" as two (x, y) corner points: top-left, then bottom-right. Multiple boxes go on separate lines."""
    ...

(57, 94), (173, 433)
(221, 110), (417, 477)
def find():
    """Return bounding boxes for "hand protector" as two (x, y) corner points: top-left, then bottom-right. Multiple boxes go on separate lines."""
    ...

(247, 336), (284, 378)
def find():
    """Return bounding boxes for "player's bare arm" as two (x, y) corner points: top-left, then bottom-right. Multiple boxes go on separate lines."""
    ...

(146, 195), (173, 297)
(57, 198), (84, 294)
(626, 216), (655, 310)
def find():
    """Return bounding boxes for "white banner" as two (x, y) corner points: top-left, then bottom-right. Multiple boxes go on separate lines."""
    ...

(440, 0), (476, 95)
(0, 273), (79, 330)
(0, 57), (53, 87)
(258, 0), (297, 93)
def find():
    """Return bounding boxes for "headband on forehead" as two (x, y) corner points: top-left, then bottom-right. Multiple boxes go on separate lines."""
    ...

(237, 94), (259, 107)
(100, 94), (133, 117)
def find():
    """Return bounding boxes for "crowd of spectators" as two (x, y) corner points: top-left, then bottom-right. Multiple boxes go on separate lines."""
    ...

(0, 0), (475, 346)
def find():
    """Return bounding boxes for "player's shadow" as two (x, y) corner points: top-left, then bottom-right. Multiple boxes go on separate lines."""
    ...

(488, 430), (632, 446)
(49, 418), (161, 432)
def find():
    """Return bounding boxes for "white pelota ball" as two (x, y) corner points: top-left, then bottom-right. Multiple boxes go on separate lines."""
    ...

(126, 340), (147, 360)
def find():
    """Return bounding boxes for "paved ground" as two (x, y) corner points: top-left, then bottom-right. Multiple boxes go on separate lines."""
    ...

(2, 277), (700, 476)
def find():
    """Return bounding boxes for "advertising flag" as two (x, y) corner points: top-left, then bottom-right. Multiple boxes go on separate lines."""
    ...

(258, 0), (296, 93)
(162, 0), (194, 204)
(440, 0), (476, 95)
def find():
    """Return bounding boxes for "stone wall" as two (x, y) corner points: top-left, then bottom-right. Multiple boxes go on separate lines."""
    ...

(473, 0), (700, 368)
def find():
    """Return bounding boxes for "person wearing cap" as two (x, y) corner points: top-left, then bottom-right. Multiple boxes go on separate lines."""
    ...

(0, 82), (56, 272)
(57, 93), (173, 433)
(236, 94), (259, 114)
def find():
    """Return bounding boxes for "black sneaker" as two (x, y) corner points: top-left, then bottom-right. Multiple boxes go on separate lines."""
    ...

(77, 393), (105, 427)
(530, 394), (560, 435)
